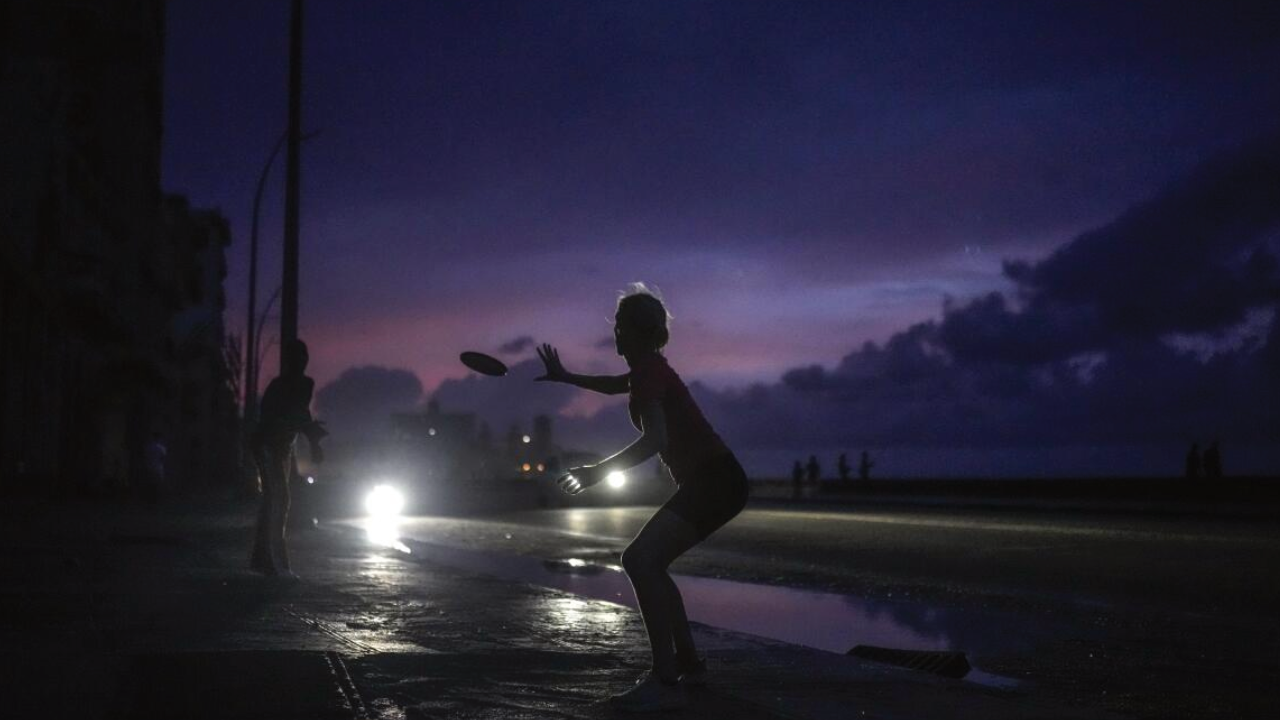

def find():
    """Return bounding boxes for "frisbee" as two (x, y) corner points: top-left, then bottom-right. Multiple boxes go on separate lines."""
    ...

(460, 351), (508, 377)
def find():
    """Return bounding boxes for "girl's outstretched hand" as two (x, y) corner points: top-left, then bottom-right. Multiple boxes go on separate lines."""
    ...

(536, 343), (569, 383)
(558, 466), (602, 495)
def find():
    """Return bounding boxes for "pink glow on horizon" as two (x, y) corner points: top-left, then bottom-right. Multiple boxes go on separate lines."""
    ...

(294, 291), (946, 399)
(279, 244), (1022, 401)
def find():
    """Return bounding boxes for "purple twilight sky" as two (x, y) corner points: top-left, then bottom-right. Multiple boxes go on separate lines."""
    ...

(162, 1), (1280, 476)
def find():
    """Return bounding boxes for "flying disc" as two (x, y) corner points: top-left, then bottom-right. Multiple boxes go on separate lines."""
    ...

(460, 351), (509, 377)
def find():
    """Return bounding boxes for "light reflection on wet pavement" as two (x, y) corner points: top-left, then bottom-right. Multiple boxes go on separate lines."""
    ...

(349, 649), (782, 720)
(343, 517), (1023, 689)
(302, 525), (801, 718)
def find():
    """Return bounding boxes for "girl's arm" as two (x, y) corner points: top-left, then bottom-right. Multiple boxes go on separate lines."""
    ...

(560, 401), (667, 494)
(298, 377), (326, 462)
(563, 372), (629, 395)
(536, 343), (628, 395)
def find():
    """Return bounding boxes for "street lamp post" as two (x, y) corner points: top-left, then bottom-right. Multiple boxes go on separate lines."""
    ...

(244, 131), (287, 427)
(243, 128), (318, 427)
(280, 0), (303, 356)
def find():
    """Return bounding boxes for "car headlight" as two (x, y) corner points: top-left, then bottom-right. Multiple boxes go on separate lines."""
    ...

(606, 471), (626, 489)
(365, 484), (405, 518)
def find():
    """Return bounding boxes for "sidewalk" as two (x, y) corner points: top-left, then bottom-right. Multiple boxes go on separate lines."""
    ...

(751, 476), (1280, 519)
(0, 492), (1118, 719)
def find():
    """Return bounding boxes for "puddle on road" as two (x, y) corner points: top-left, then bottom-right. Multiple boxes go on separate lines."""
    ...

(352, 518), (1021, 689)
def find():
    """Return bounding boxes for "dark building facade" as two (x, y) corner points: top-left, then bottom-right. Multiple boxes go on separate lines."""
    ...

(0, 1), (237, 496)
(158, 194), (238, 491)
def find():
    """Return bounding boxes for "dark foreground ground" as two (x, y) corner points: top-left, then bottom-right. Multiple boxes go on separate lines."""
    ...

(0, 490), (1145, 720)
(372, 494), (1280, 720)
(4, 482), (1278, 719)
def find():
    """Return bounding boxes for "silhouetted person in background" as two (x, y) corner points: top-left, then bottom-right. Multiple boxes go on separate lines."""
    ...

(791, 460), (804, 498)
(1203, 441), (1223, 479)
(251, 339), (325, 578)
(536, 284), (748, 712)
(1185, 442), (1201, 480)
(859, 450), (875, 481)
(806, 455), (820, 484)
(837, 453), (851, 482)
(141, 431), (167, 502)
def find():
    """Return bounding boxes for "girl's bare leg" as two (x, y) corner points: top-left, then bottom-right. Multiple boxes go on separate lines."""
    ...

(621, 508), (703, 681)
(251, 446), (274, 571)
(268, 448), (292, 572)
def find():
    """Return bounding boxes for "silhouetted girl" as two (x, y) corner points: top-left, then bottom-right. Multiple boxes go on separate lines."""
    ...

(536, 284), (748, 712)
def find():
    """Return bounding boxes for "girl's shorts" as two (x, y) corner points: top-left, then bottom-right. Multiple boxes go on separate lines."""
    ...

(662, 453), (749, 540)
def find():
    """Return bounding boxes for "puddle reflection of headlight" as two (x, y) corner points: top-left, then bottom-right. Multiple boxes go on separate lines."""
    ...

(606, 471), (626, 489)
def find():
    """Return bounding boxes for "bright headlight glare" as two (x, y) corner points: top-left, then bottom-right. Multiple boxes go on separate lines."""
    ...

(606, 471), (626, 489)
(365, 484), (405, 518)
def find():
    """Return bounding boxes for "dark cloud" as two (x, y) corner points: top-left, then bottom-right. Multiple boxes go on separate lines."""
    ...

(316, 366), (424, 443)
(689, 137), (1280, 468)
(498, 336), (535, 355)
(995, 135), (1280, 356)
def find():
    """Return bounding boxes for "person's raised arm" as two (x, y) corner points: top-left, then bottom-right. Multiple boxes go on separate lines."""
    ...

(297, 377), (327, 463)
(559, 400), (667, 494)
(535, 343), (628, 395)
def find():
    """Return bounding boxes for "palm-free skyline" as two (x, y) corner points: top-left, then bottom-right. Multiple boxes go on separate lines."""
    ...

(163, 1), (1280, 475)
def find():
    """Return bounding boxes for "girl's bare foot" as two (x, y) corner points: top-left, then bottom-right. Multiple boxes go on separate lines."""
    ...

(609, 672), (687, 712)
(678, 657), (707, 686)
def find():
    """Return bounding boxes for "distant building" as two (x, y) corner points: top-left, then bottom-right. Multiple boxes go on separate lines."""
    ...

(532, 414), (553, 460)
(388, 405), (596, 483)
(392, 401), (482, 482)
(0, 1), (237, 496)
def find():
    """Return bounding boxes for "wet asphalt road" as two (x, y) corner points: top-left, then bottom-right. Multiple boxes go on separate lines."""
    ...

(383, 503), (1280, 719)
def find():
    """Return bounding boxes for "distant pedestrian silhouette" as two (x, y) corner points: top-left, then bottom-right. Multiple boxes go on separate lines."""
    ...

(1185, 442), (1201, 480)
(1203, 441), (1223, 479)
(837, 453), (851, 482)
(142, 432), (167, 501)
(792, 460), (804, 499)
(806, 455), (820, 484)
(250, 339), (325, 578)
(859, 450), (875, 481)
